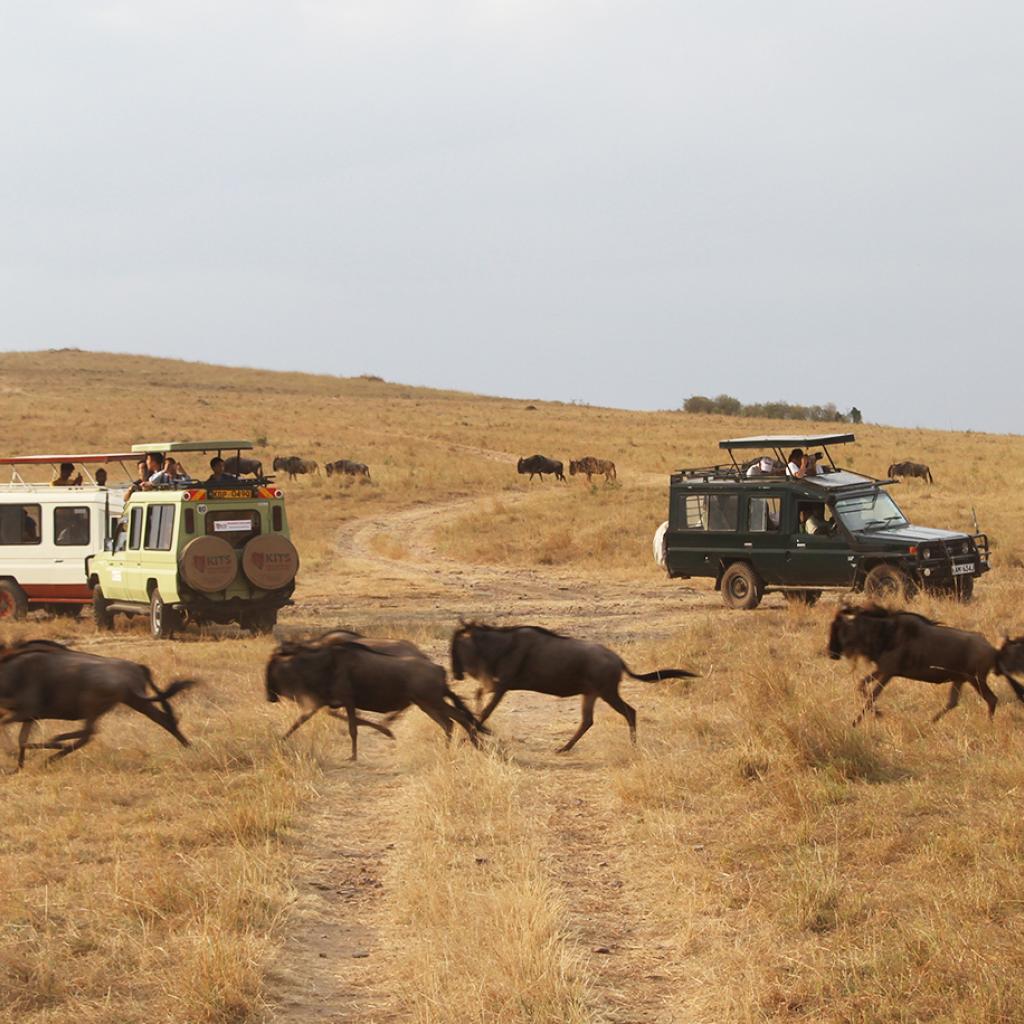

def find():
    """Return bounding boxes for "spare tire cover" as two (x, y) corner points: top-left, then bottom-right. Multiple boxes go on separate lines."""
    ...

(242, 534), (300, 590)
(652, 520), (668, 568)
(179, 536), (238, 593)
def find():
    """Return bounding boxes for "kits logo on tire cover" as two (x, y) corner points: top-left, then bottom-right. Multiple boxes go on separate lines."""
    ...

(242, 535), (299, 590)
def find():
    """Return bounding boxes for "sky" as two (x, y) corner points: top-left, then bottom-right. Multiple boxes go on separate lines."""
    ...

(2, 2), (1022, 432)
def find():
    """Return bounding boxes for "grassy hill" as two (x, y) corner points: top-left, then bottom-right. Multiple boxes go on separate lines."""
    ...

(2, 348), (1024, 1024)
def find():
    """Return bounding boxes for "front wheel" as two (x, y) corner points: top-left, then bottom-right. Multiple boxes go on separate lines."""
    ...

(0, 580), (28, 621)
(863, 564), (917, 603)
(150, 588), (180, 640)
(721, 563), (763, 610)
(955, 575), (975, 602)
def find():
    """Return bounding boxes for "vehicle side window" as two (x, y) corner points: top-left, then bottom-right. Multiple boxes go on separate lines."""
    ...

(679, 494), (738, 531)
(114, 519), (129, 553)
(54, 506), (91, 546)
(129, 507), (144, 549)
(144, 505), (175, 551)
(0, 504), (41, 545)
(749, 497), (781, 532)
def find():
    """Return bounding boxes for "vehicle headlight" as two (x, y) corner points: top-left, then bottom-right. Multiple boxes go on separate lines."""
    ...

(922, 547), (931, 560)
(961, 541), (969, 554)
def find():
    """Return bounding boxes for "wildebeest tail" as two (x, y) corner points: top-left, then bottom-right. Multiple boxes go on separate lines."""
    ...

(621, 661), (698, 682)
(143, 671), (198, 716)
(445, 686), (491, 735)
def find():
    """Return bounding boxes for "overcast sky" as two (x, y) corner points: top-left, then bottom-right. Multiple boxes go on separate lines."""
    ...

(2, 2), (1022, 432)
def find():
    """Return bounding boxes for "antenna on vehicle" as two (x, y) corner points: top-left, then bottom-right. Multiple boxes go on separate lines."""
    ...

(972, 506), (981, 535)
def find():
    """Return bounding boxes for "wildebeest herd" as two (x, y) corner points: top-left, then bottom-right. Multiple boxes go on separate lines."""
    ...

(517, 454), (617, 484)
(5, 605), (1024, 770)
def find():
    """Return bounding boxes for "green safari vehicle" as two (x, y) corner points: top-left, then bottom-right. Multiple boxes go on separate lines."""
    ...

(658, 434), (989, 609)
(89, 441), (298, 637)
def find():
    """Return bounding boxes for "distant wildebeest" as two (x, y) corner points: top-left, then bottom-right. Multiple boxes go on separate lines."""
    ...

(569, 456), (617, 484)
(224, 455), (263, 477)
(265, 640), (485, 759)
(450, 622), (698, 751)
(0, 640), (195, 770)
(887, 461), (933, 483)
(828, 605), (1024, 726)
(325, 459), (371, 482)
(516, 454), (565, 482)
(273, 455), (320, 480)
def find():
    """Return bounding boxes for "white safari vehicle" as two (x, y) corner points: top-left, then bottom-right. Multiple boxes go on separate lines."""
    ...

(0, 452), (130, 620)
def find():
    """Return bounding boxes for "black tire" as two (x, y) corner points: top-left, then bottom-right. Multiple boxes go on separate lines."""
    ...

(149, 588), (179, 640)
(863, 564), (916, 603)
(0, 580), (28, 621)
(953, 575), (975, 603)
(721, 563), (763, 610)
(93, 586), (114, 631)
(784, 589), (822, 607)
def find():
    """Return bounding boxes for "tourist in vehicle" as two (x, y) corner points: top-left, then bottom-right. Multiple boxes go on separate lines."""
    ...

(787, 449), (818, 479)
(144, 453), (165, 484)
(149, 457), (188, 487)
(124, 459), (149, 500)
(799, 505), (832, 535)
(204, 456), (238, 486)
(746, 456), (777, 477)
(95, 467), (108, 487)
(51, 462), (83, 487)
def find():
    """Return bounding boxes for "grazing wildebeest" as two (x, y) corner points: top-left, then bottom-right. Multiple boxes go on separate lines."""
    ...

(224, 455), (264, 477)
(0, 640), (195, 769)
(887, 461), (933, 483)
(450, 622), (698, 751)
(828, 605), (1024, 726)
(325, 459), (371, 482)
(273, 455), (320, 480)
(265, 640), (485, 759)
(569, 456), (617, 484)
(517, 455), (565, 482)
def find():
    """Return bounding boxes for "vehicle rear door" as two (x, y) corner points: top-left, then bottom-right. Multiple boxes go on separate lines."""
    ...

(742, 492), (789, 583)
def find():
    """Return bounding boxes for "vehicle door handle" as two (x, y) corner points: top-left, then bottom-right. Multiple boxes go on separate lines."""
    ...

(743, 542), (752, 547)
(796, 542), (806, 548)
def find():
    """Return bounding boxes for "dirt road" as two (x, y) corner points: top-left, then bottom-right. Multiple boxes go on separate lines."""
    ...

(272, 479), (704, 1022)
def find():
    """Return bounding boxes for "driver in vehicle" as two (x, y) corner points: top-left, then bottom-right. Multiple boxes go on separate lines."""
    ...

(800, 505), (832, 535)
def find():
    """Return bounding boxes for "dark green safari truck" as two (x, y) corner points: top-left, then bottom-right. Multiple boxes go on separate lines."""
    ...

(656, 434), (988, 609)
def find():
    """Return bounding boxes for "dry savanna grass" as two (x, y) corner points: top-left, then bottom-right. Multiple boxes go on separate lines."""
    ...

(3, 349), (1024, 1023)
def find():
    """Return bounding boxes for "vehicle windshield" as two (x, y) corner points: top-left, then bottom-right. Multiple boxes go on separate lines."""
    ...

(835, 490), (908, 532)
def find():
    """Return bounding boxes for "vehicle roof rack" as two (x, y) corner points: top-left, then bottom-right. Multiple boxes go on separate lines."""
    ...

(0, 452), (136, 465)
(131, 440), (254, 454)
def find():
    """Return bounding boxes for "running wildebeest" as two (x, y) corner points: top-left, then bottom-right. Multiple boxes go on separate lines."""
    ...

(273, 455), (320, 480)
(517, 455), (565, 482)
(0, 640), (195, 769)
(887, 461), (933, 483)
(450, 622), (698, 751)
(569, 456), (617, 484)
(828, 605), (1024, 726)
(265, 640), (485, 759)
(325, 459), (371, 481)
(224, 455), (263, 477)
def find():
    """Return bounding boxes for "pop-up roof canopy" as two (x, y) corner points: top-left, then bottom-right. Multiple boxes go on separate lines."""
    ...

(0, 452), (136, 465)
(718, 434), (855, 450)
(131, 440), (253, 454)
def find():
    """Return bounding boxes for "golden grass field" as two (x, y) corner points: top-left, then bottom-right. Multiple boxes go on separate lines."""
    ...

(2, 348), (1024, 1023)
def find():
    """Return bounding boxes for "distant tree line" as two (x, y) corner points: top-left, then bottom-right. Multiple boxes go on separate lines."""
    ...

(683, 394), (862, 424)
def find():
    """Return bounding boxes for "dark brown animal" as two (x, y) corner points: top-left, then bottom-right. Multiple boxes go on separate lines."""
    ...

(450, 622), (698, 751)
(265, 640), (485, 759)
(224, 455), (264, 477)
(828, 605), (1024, 725)
(325, 459), (371, 481)
(569, 456), (616, 483)
(887, 461), (933, 483)
(517, 455), (565, 482)
(0, 640), (195, 769)
(272, 456), (320, 480)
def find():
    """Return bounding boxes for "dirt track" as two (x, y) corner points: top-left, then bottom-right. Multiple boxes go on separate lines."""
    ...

(271, 475), (705, 1022)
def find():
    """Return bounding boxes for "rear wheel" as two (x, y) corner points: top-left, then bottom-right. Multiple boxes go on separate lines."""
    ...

(0, 580), (28, 621)
(93, 587), (114, 631)
(721, 563), (763, 610)
(242, 608), (278, 635)
(784, 589), (822, 607)
(150, 589), (180, 640)
(863, 564), (916, 603)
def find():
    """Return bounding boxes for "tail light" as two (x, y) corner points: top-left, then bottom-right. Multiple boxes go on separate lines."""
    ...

(182, 489), (207, 502)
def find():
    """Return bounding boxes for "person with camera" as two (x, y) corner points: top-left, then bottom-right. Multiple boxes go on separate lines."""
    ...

(787, 448), (819, 478)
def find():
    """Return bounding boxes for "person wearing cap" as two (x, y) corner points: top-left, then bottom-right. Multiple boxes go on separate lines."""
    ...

(51, 462), (83, 486)
(746, 456), (777, 478)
